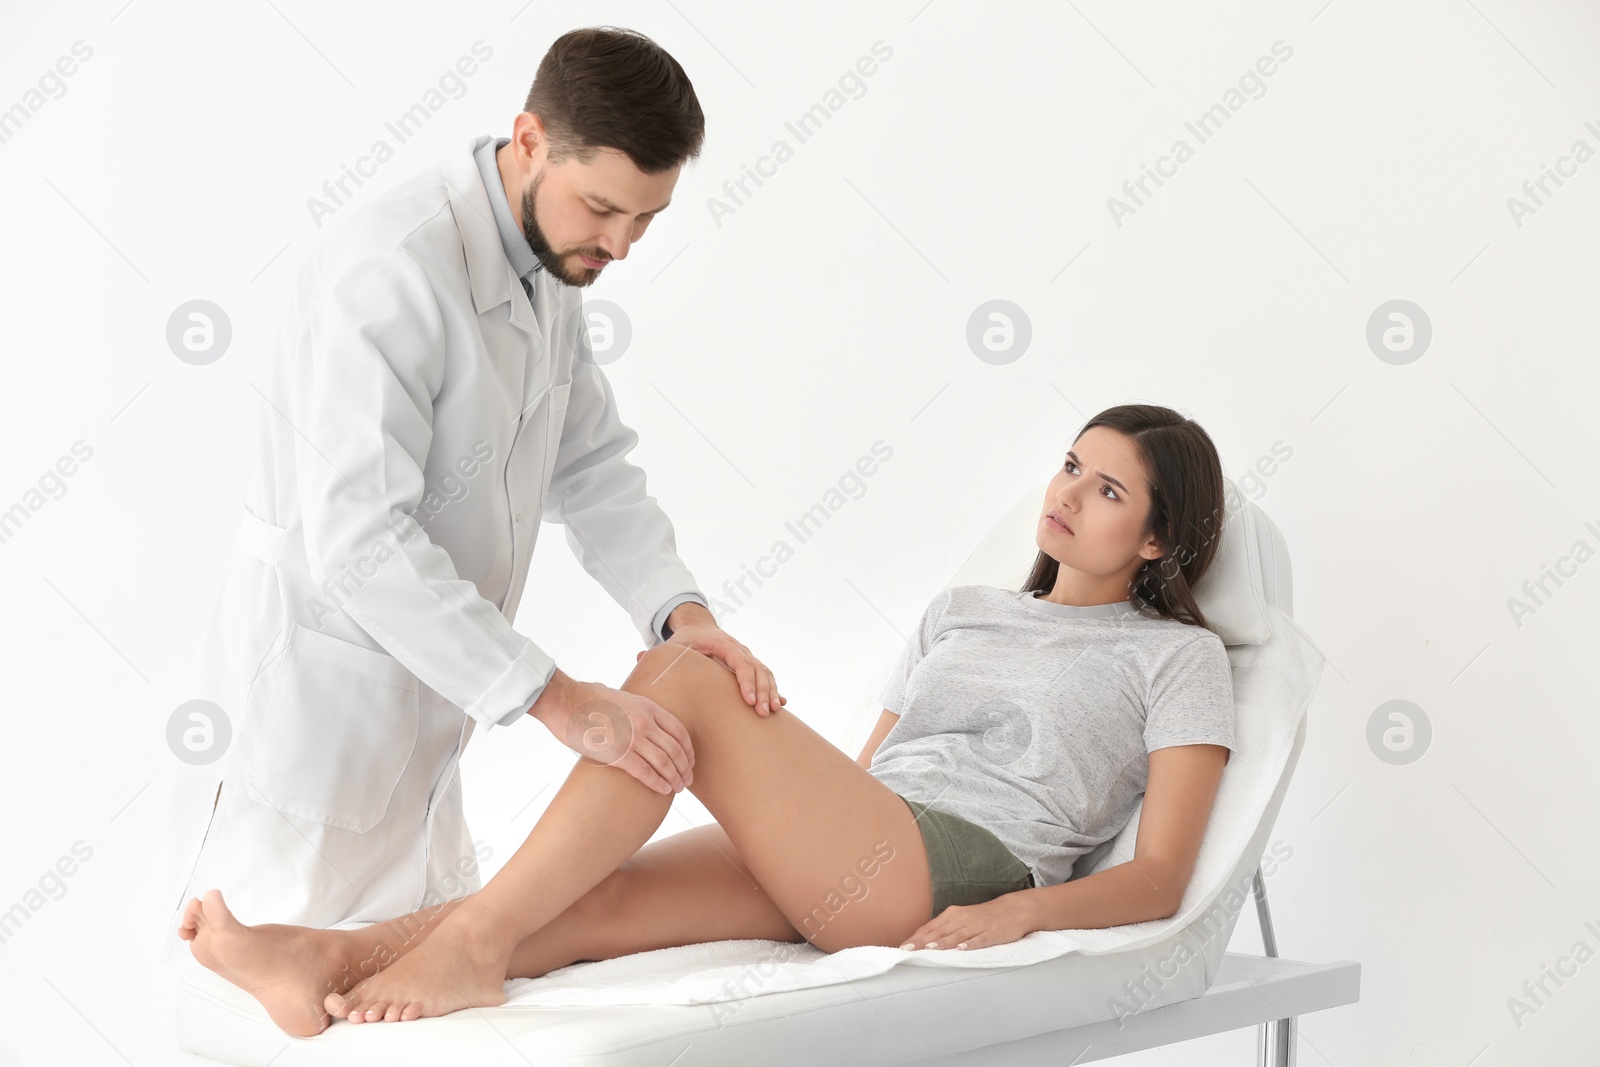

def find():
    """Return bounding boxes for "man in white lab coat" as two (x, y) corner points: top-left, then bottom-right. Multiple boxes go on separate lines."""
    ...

(162, 27), (783, 965)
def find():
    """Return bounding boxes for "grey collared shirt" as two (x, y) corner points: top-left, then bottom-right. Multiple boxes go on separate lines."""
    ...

(472, 136), (706, 654)
(473, 137), (544, 301)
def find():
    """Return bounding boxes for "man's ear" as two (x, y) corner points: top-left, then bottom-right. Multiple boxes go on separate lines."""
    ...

(512, 111), (548, 163)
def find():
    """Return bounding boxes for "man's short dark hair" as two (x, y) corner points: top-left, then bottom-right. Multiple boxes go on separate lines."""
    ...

(525, 26), (706, 174)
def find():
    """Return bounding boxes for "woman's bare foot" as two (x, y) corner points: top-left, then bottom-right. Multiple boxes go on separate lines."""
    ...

(324, 908), (512, 1023)
(179, 889), (345, 1037)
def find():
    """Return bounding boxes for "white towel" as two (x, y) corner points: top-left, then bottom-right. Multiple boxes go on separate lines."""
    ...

(503, 603), (1324, 1008)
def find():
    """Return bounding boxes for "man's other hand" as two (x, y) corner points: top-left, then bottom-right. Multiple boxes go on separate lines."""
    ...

(530, 671), (693, 796)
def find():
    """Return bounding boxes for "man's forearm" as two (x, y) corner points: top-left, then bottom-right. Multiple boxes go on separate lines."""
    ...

(664, 600), (715, 637)
(527, 668), (581, 729)
(1019, 859), (1181, 933)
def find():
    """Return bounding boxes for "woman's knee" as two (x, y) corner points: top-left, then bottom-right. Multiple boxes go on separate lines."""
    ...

(623, 645), (727, 705)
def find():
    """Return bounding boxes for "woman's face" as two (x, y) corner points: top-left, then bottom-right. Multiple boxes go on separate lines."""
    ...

(1036, 426), (1165, 587)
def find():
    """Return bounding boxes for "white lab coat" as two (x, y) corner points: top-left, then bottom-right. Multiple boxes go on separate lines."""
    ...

(159, 135), (703, 964)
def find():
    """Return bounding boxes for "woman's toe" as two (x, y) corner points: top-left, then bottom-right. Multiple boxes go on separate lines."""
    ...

(400, 1001), (422, 1022)
(340, 983), (376, 1019)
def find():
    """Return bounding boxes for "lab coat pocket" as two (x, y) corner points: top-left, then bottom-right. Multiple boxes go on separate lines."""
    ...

(243, 623), (420, 833)
(537, 381), (573, 500)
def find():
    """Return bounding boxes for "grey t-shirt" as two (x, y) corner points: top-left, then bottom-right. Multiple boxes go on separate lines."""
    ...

(869, 584), (1235, 888)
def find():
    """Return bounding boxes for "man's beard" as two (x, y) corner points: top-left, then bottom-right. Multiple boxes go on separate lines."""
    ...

(520, 170), (607, 288)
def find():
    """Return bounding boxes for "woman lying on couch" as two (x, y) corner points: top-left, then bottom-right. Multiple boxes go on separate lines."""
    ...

(178, 402), (1236, 1035)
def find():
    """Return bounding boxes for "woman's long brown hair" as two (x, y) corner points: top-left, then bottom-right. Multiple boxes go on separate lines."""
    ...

(1021, 404), (1226, 633)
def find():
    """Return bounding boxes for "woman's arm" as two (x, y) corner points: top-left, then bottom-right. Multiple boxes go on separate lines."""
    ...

(896, 742), (1230, 952)
(1020, 743), (1230, 930)
(855, 709), (900, 769)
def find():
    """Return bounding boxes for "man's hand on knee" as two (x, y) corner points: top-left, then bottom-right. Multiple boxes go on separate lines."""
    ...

(643, 605), (788, 717)
(532, 670), (695, 795)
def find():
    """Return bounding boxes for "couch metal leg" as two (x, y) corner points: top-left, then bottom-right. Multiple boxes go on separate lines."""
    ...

(1252, 867), (1296, 1066)
(1257, 1016), (1296, 1066)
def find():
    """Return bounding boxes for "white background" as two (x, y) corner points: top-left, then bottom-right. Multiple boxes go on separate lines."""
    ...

(1, 0), (1597, 1063)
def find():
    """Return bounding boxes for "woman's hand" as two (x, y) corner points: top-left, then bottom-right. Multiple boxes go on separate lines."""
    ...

(898, 891), (1037, 952)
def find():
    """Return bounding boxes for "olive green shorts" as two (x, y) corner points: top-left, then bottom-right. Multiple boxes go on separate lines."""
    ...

(896, 793), (1035, 922)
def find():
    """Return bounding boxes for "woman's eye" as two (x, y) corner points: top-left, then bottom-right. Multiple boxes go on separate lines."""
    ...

(1064, 460), (1117, 500)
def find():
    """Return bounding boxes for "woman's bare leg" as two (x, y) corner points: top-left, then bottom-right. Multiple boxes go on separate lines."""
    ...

(179, 821), (803, 1036)
(503, 822), (806, 978)
(327, 644), (934, 1023)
